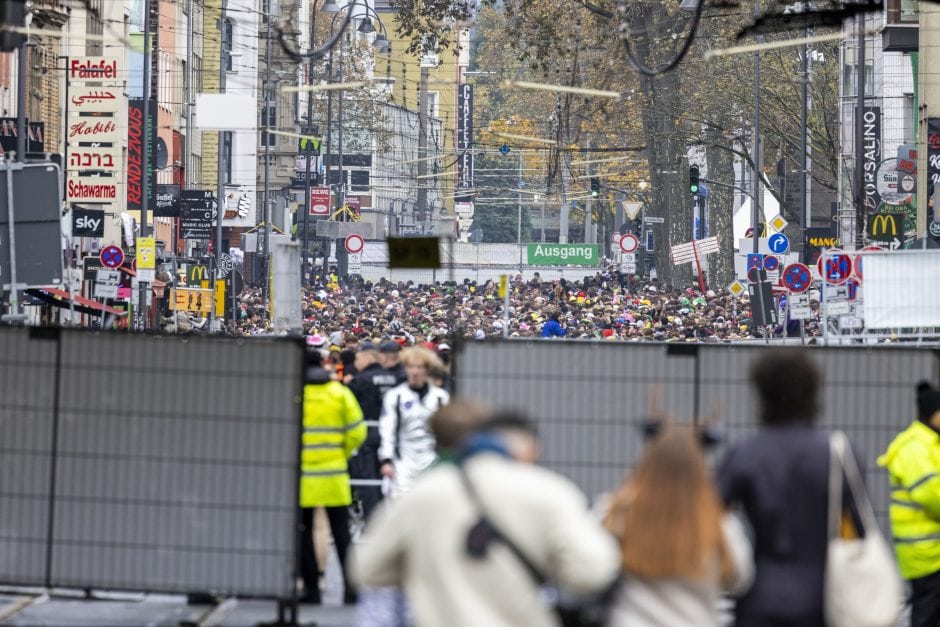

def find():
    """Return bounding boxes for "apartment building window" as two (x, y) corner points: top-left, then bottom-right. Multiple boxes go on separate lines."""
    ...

(260, 89), (276, 148)
(887, 0), (918, 23)
(222, 19), (234, 72)
(192, 54), (203, 93)
(427, 91), (439, 119)
(86, 0), (103, 55)
(222, 132), (233, 184)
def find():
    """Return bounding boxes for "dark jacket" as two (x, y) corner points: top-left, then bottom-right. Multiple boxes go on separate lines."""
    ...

(348, 363), (385, 425)
(717, 423), (829, 627)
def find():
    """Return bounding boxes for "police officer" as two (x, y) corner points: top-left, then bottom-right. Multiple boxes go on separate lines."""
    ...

(299, 350), (365, 604)
(879, 382), (940, 627)
(377, 341), (406, 391)
(346, 341), (386, 519)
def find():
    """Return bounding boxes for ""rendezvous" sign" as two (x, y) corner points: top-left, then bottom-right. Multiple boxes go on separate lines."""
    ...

(526, 243), (600, 266)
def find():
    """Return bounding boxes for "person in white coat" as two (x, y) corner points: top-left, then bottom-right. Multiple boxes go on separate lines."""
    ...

(377, 345), (449, 495)
(354, 402), (620, 627)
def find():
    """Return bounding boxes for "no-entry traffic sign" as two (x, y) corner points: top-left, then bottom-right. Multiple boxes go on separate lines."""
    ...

(344, 234), (364, 254)
(619, 233), (639, 254)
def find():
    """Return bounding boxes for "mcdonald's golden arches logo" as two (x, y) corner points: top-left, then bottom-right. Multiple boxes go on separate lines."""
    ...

(868, 213), (903, 241)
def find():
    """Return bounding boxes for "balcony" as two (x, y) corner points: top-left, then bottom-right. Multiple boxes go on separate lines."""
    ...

(883, 0), (918, 52)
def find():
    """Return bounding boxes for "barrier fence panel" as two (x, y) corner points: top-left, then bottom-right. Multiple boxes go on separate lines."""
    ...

(0, 328), (57, 586)
(696, 345), (939, 526)
(0, 328), (304, 599)
(456, 341), (940, 530)
(456, 341), (698, 499)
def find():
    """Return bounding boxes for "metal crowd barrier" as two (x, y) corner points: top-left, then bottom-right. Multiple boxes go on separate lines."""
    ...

(0, 327), (303, 600)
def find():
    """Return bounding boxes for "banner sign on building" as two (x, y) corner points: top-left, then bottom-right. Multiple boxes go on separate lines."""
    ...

(859, 106), (881, 212)
(181, 190), (217, 240)
(0, 118), (43, 156)
(526, 243), (599, 266)
(927, 118), (940, 194)
(804, 227), (841, 265)
(309, 187), (331, 215)
(897, 144), (917, 175)
(71, 207), (105, 237)
(66, 56), (125, 210)
(127, 98), (156, 213)
(155, 184), (181, 217)
(456, 83), (473, 202)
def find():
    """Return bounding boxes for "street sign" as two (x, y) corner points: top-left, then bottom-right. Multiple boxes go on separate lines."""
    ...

(100, 245), (124, 269)
(930, 221), (940, 238)
(94, 268), (120, 299)
(768, 233), (790, 254)
(348, 252), (362, 275)
(782, 263), (812, 293)
(846, 278), (860, 301)
(817, 249), (852, 285)
(789, 293), (812, 319)
(746, 253), (764, 272)
(619, 233), (639, 254)
(499, 144), (510, 156)
(137, 237), (156, 270)
(727, 280), (747, 297)
(170, 287), (213, 313)
(344, 234), (364, 254)
(643, 216), (665, 224)
(388, 237), (441, 269)
(763, 255), (780, 271)
(768, 214), (789, 232)
(621, 253), (636, 262)
(853, 245), (882, 280)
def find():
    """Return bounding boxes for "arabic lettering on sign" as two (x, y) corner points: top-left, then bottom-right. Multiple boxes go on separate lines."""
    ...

(69, 87), (121, 112)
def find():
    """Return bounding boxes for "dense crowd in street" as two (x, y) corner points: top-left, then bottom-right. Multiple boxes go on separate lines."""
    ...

(231, 268), (822, 342)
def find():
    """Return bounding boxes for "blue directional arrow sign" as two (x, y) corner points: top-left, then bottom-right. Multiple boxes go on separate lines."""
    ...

(499, 144), (510, 156)
(768, 232), (790, 254)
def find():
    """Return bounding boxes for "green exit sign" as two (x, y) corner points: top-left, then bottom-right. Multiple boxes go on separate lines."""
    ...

(526, 243), (600, 266)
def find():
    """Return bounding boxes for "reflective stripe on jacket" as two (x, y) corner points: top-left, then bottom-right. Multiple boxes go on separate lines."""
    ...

(878, 420), (940, 580)
(300, 380), (366, 508)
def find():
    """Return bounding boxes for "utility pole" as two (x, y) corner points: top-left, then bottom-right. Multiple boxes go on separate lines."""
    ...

(209, 0), (226, 331)
(261, 2), (273, 321)
(853, 14), (866, 248)
(800, 18), (810, 251)
(416, 64), (429, 231)
(138, 0), (153, 330)
(302, 7), (317, 286)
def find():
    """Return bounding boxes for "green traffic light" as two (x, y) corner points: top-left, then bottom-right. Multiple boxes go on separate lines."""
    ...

(690, 184), (698, 194)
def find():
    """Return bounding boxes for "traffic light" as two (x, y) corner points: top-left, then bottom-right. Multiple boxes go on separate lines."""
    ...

(689, 165), (700, 195)
(590, 177), (600, 197)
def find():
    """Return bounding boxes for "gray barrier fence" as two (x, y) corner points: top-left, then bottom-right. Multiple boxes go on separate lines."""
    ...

(0, 328), (303, 598)
(454, 341), (940, 527)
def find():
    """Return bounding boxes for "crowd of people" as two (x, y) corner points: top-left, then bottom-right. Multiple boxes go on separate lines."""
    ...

(298, 343), (936, 627)
(231, 267), (823, 343)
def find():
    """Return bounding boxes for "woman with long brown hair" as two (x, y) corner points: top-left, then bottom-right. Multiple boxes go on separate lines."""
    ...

(603, 427), (752, 627)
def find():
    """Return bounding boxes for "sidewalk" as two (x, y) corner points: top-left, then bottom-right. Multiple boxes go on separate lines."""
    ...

(0, 592), (357, 626)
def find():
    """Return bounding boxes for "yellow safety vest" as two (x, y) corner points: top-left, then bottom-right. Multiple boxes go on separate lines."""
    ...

(878, 420), (940, 580)
(300, 380), (366, 508)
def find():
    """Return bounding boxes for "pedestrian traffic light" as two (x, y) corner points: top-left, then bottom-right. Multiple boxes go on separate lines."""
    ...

(689, 165), (700, 195)
(590, 177), (600, 197)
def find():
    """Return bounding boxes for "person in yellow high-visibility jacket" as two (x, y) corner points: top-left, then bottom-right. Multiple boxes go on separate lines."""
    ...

(299, 349), (366, 605)
(878, 381), (940, 627)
